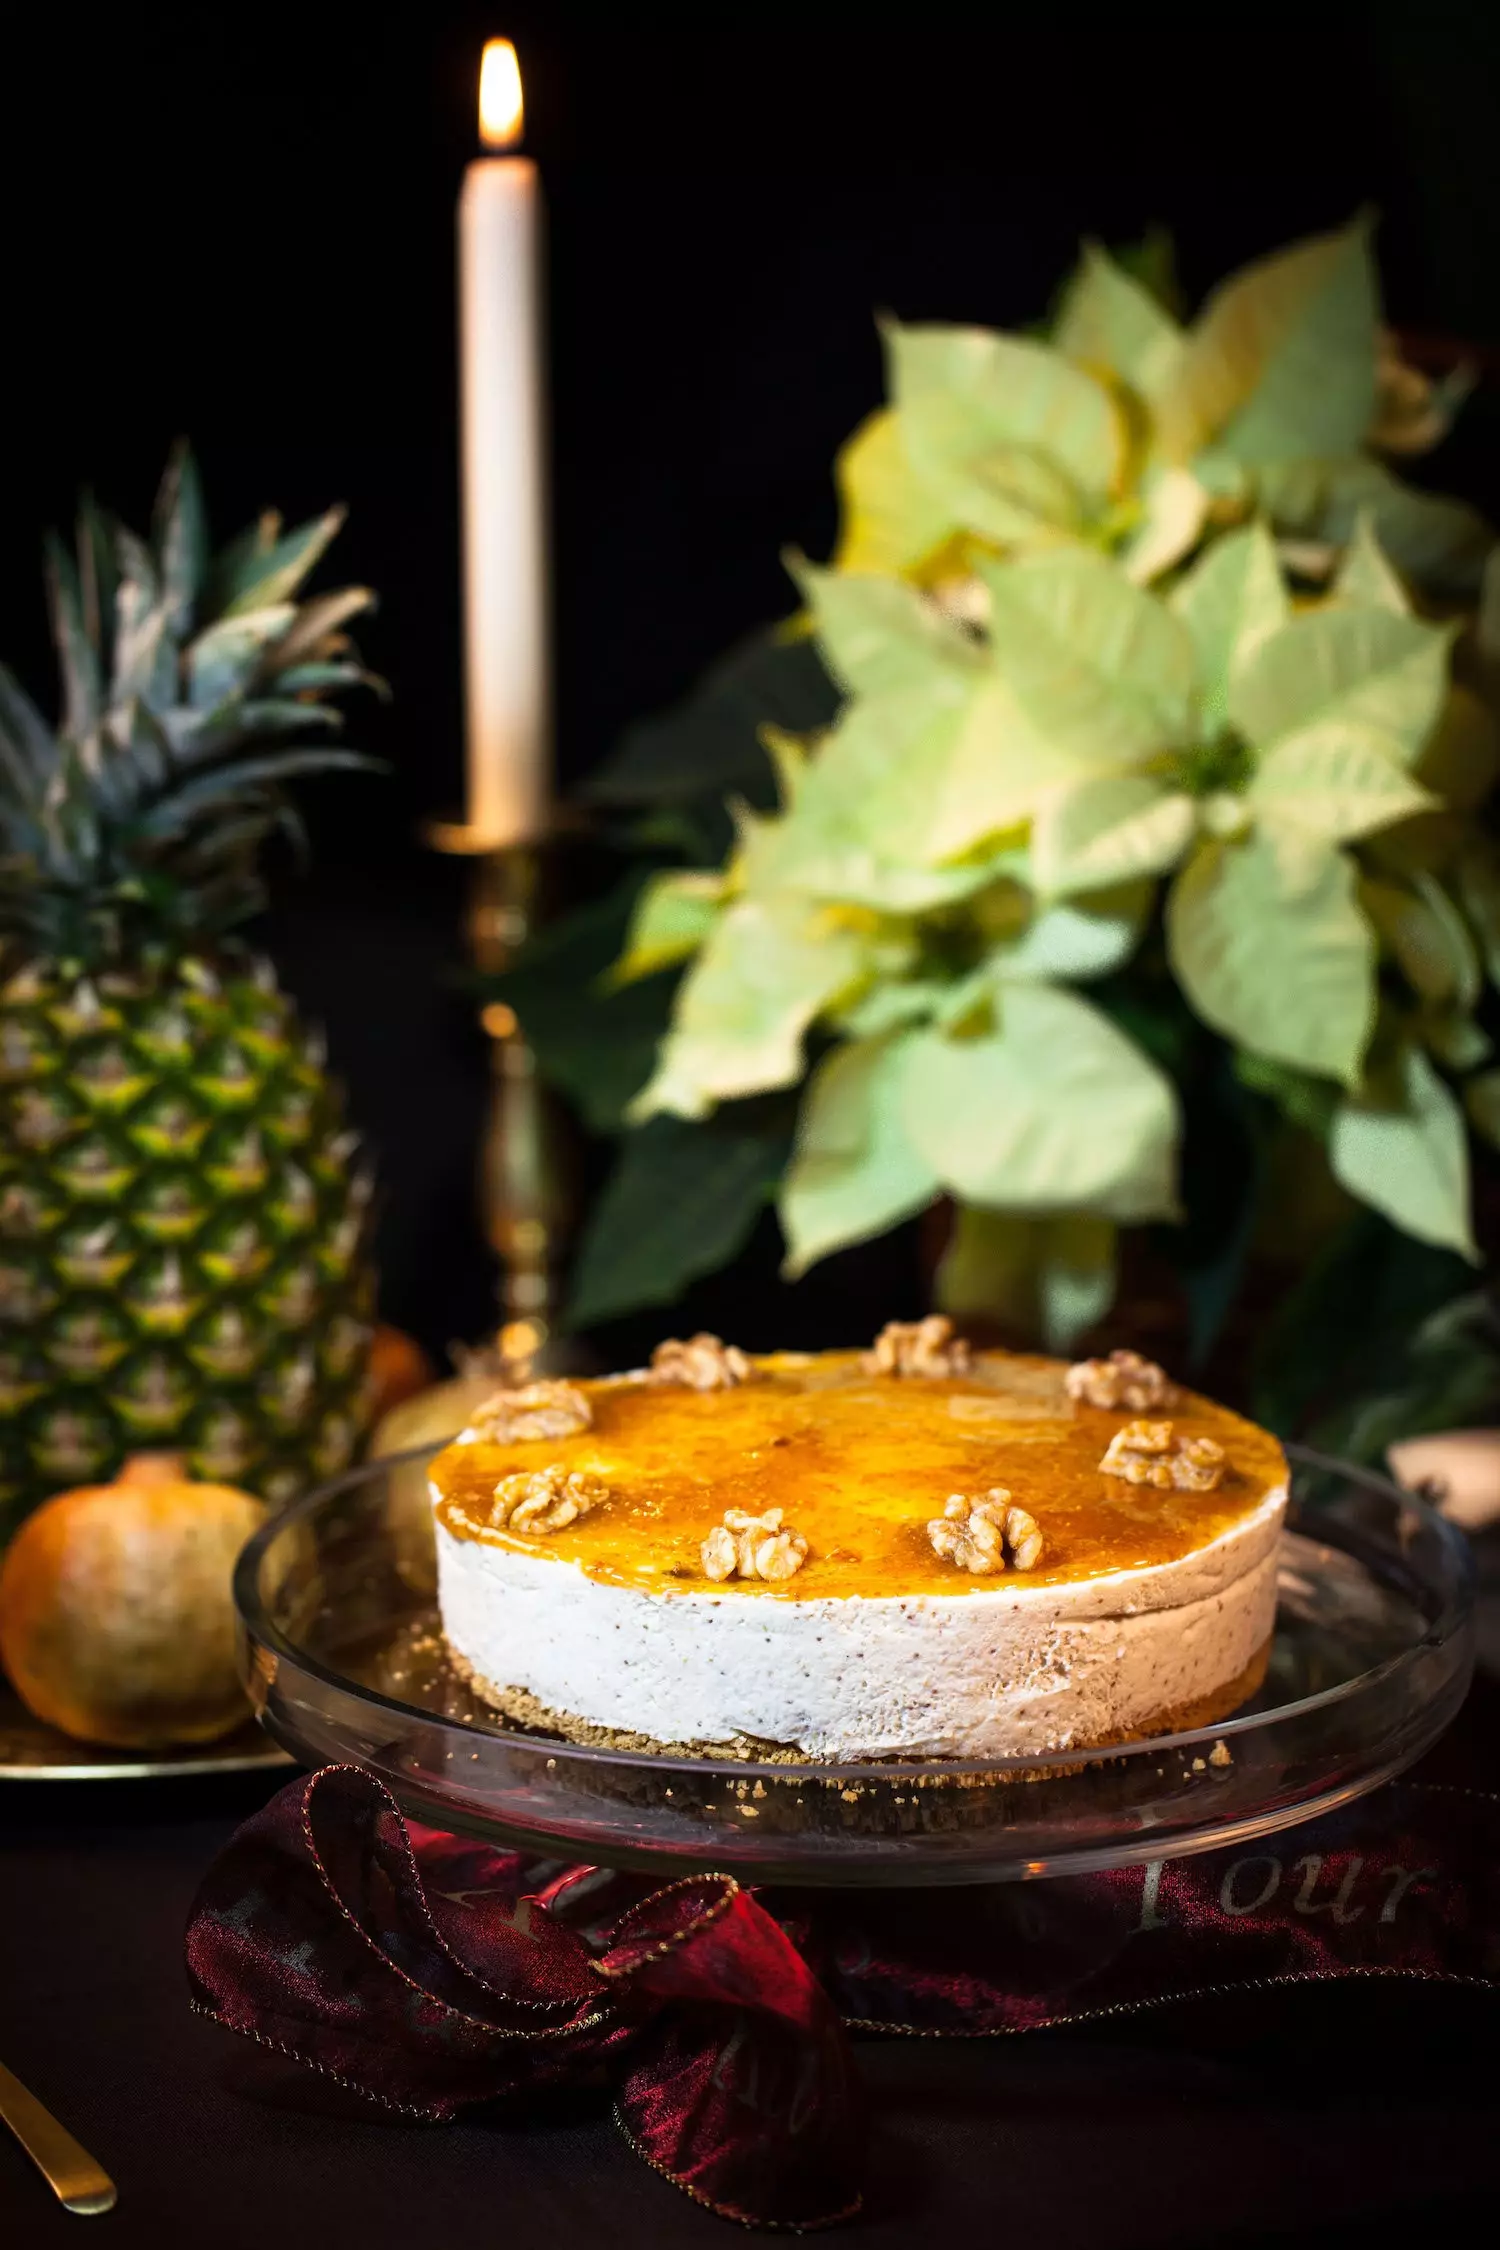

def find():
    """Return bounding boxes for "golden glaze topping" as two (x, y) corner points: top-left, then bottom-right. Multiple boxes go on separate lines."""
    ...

(429, 1349), (1287, 1599)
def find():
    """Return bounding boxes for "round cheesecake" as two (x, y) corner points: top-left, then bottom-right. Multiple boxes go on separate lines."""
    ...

(429, 1344), (1288, 1761)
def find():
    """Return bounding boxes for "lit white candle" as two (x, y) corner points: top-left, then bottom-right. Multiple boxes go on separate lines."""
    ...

(458, 38), (548, 844)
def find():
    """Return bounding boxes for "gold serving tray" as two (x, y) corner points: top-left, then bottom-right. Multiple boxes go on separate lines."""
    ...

(0, 1679), (291, 1781)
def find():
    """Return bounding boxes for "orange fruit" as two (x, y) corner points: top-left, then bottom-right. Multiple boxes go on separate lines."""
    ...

(367, 1324), (435, 1424)
(369, 1369), (506, 1461)
(0, 1454), (264, 1748)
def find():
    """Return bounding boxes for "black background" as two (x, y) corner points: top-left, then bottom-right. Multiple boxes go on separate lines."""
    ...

(4, 35), (1499, 2245)
(3, 2), (1499, 1358)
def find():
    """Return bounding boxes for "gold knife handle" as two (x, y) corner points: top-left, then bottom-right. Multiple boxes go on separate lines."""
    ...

(0, 2059), (116, 2214)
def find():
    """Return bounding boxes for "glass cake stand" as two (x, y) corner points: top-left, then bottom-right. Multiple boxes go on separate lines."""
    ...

(233, 1442), (1475, 1887)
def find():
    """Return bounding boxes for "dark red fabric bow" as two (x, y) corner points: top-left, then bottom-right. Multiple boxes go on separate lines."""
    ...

(185, 1765), (862, 2230)
(188, 1768), (1500, 2231)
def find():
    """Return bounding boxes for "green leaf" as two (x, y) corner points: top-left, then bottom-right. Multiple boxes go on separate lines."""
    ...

(1411, 872), (1482, 1012)
(1330, 1046), (1477, 1259)
(933, 1203), (1043, 1334)
(794, 558), (978, 700)
(1114, 226), (1184, 319)
(1416, 684), (1500, 814)
(584, 627), (839, 811)
(44, 532), (102, 745)
(202, 509), (278, 616)
(0, 663), (58, 796)
(1167, 831), (1375, 1084)
(132, 747), (373, 839)
(1465, 1069), (1500, 1151)
(1422, 1010), (1491, 1073)
(1267, 455), (1493, 599)
(784, 550), (1192, 875)
(187, 607), (298, 711)
(1252, 1206), (1476, 1437)
(1234, 1051), (1338, 1139)
(1119, 466), (1209, 584)
(899, 984), (1179, 1219)
(741, 683), (1018, 908)
(1038, 1214), (1119, 1350)
(1030, 772), (1195, 896)
(1250, 720), (1437, 843)
(75, 492), (119, 668)
(1304, 1290), (1500, 1476)
(893, 557), (1195, 869)
(1333, 511), (1408, 614)
(484, 880), (678, 1134)
(934, 1204), (1118, 1352)
(1164, 218), (1379, 467)
(916, 678), (1106, 862)
(216, 507), (346, 618)
(152, 440), (209, 637)
(111, 522), (160, 610)
(983, 548), (1197, 755)
(632, 895), (870, 1119)
(271, 660), (385, 697)
(110, 601), (173, 725)
(833, 980), (945, 1038)
(1053, 239), (1183, 402)
(759, 724), (809, 811)
(1455, 841), (1500, 989)
(930, 965), (1000, 1037)
(780, 1034), (938, 1276)
(167, 698), (344, 763)
(1170, 521), (1288, 726)
(261, 586), (377, 677)
(109, 523), (174, 718)
(565, 1111), (787, 1330)
(612, 869), (726, 983)
(1229, 602), (1449, 768)
(888, 321), (1123, 542)
(1361, 872), (1480, 1008)
(991, 895), (1146, 981)
(1160, 1047), (1267, 1366)
(832, 406), (958, 577)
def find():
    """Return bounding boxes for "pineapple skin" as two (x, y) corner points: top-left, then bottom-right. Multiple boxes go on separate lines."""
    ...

(0, 949), (375, 1541)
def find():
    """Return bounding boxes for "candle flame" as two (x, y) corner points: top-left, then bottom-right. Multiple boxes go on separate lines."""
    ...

(479, 39), (524, 149)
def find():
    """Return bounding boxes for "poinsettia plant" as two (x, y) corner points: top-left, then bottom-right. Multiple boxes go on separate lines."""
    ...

(492, 218), (1500, 1452)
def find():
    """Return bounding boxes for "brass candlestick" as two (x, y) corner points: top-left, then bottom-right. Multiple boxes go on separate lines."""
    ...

(428, 821), (569, 1378)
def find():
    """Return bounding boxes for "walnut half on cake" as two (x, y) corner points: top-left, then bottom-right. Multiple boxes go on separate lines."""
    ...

(428, 1342), (1288, 1763)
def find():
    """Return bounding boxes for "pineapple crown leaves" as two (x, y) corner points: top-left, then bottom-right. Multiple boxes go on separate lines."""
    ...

(0, 441), (383, 963)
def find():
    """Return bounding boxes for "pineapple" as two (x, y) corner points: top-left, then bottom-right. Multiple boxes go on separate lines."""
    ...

(0, 445), (381, 1540)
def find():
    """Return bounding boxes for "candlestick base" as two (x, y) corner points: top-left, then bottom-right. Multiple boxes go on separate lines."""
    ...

(427, 820), (576, 1381)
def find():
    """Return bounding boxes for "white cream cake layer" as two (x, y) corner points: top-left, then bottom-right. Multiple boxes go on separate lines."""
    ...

(433, 1481), (1285, 1759)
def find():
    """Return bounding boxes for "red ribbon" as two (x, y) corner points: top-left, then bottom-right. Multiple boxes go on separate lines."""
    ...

(185, 1766), (863, 2230)
(186, 1767), (1500, 2231)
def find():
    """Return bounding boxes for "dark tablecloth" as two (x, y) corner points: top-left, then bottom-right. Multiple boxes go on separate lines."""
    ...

(4, 1680), (1500, 2249)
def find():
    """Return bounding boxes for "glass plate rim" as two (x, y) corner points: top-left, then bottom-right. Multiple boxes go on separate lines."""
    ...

(0, 1731), (293, 1783)
(234, 1437), (1476, 1785)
